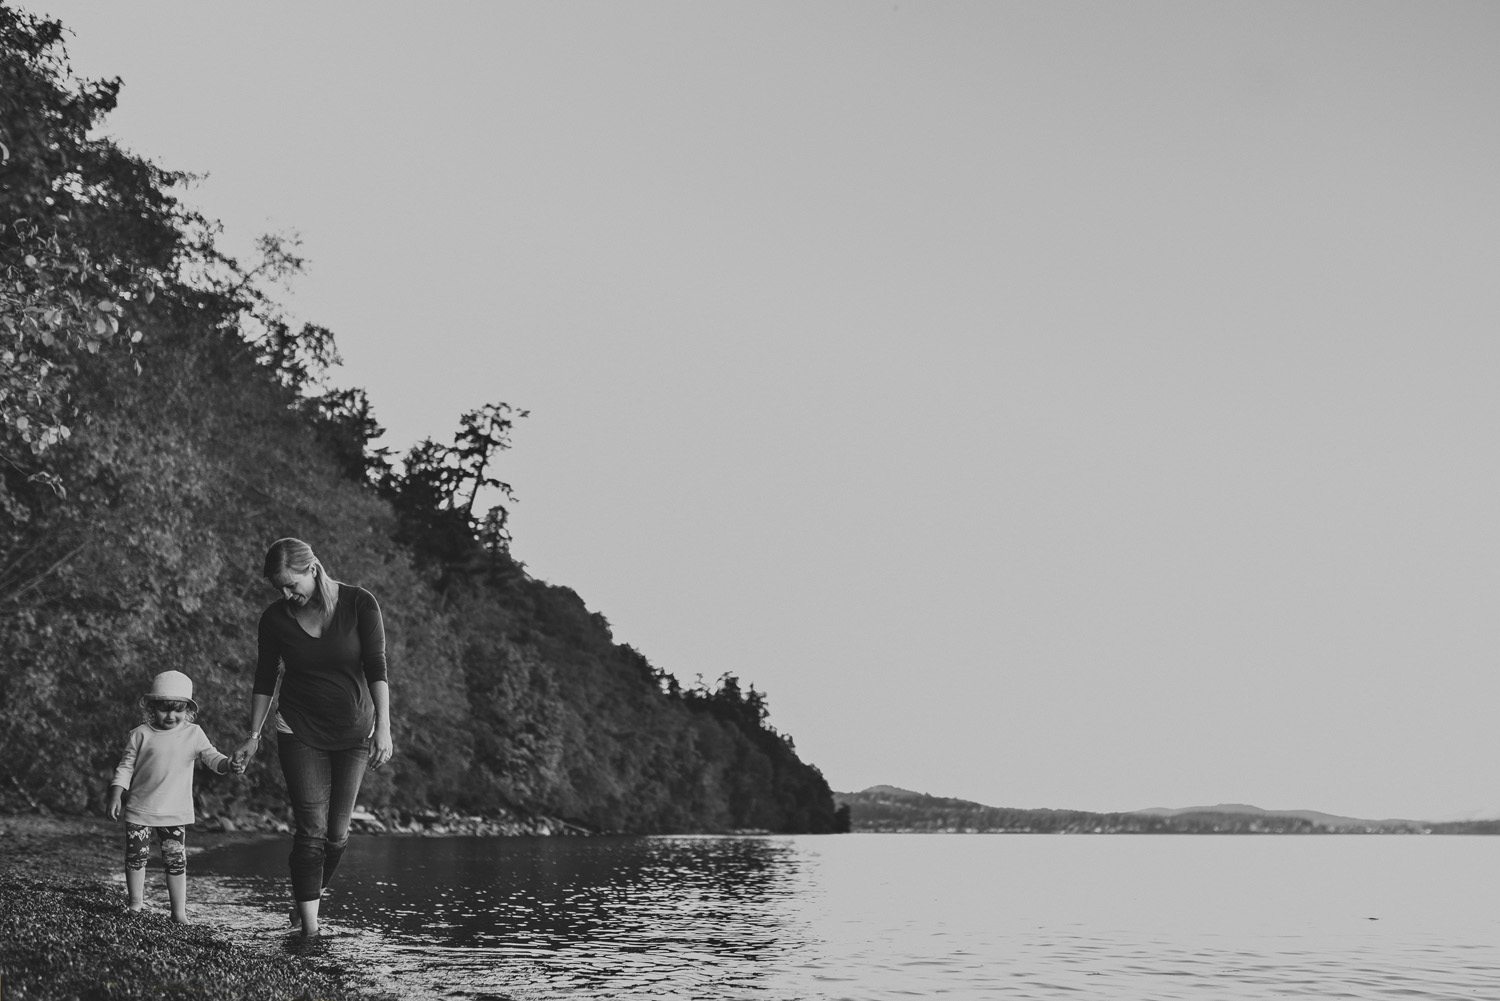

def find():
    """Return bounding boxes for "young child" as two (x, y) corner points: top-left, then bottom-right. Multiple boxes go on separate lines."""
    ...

(107, 670), (233, 923)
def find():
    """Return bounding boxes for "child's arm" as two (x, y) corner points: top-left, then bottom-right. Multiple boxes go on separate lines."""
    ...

(197, 730), (232, 776)
(110, 730), (140, 817)
(200, 748), (232, 775)
(107, 784), (125, 821)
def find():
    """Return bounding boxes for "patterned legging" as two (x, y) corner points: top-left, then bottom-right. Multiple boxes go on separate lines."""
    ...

(125, 824), (186, 876)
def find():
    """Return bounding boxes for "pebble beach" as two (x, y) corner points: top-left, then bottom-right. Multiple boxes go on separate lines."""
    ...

(0, 814), (367, 1001)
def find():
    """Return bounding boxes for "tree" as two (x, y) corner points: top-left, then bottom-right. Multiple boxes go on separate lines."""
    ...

(304, 386), (392, 485)
(379, 402), (528, 577)
(451, 403), (526, 521)
(0, 7), (187, 493)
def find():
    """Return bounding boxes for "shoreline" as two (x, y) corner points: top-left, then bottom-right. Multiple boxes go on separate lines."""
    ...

(200, 802), (597, 838)
(0, 813), (374, 1001)
(1, 808), (762, 1000)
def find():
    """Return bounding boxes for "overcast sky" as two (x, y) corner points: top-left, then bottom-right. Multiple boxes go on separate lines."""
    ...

(29, 1), (1500, 821)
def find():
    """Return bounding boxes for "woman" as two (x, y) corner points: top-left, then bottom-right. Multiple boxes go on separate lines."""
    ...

(231, 538), (393, 938)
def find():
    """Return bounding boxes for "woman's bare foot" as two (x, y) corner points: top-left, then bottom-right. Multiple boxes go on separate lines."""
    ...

(293, 897), (321, 937)
(287, 914), (321, 937)
(290, 887), (330, 926)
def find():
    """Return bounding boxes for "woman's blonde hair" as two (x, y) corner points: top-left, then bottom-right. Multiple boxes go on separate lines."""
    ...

(263, 537), (339, 612)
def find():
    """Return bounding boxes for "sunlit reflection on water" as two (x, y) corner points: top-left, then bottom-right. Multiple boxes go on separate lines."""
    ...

(195, 833), (1500, 1000)
(199, 835), (816, 999)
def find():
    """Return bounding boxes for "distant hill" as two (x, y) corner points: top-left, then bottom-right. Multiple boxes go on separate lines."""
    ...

(1428, 805), (1500, 823)
(833, 787), (1438, 834)
(1133, 803), (1423, 830)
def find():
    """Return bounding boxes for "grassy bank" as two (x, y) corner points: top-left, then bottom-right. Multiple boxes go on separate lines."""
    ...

(0, 815), (364, 1001)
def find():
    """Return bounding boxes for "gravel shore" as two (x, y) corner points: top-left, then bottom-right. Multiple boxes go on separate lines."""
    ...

(0, 814), (369, 1000)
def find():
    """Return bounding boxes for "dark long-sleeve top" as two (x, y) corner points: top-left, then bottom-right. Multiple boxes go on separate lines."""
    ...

(254, 584), (388, 750)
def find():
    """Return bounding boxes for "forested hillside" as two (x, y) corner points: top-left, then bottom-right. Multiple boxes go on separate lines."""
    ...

(0, 6), (841, 834)
(835, 787), (1429, 834)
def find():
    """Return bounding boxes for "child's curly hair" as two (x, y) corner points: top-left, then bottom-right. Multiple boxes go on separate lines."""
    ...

(138, 697), (199, 726)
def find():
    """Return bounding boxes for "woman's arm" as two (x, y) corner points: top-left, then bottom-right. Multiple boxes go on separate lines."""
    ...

(236, 608), (285, 772)
(230, 692), (274, 772)
(353, 588), (392, 769)
(369, 680), (393, 769)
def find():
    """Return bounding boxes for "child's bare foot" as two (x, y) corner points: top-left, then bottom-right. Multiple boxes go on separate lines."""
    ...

(171, 912), (189, 924)
(127, 902), (146, 914)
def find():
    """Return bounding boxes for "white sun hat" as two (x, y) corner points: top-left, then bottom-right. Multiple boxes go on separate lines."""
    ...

(143, 670), (198, 712)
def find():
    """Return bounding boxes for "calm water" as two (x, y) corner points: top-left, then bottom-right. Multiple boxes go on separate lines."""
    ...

(194, 833), (1500, 1000)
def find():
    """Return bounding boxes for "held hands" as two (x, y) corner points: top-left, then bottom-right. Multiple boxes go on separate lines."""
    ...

(230, 736), (259, 774)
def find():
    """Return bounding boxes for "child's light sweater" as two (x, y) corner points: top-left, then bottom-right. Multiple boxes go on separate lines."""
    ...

(111, 723), (229, 826)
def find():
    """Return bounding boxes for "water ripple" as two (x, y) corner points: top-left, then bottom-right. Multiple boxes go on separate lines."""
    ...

(195, 834), (1500, 1000)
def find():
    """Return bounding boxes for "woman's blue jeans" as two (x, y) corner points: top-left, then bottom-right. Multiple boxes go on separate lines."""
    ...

(277, 729), (370, 902)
